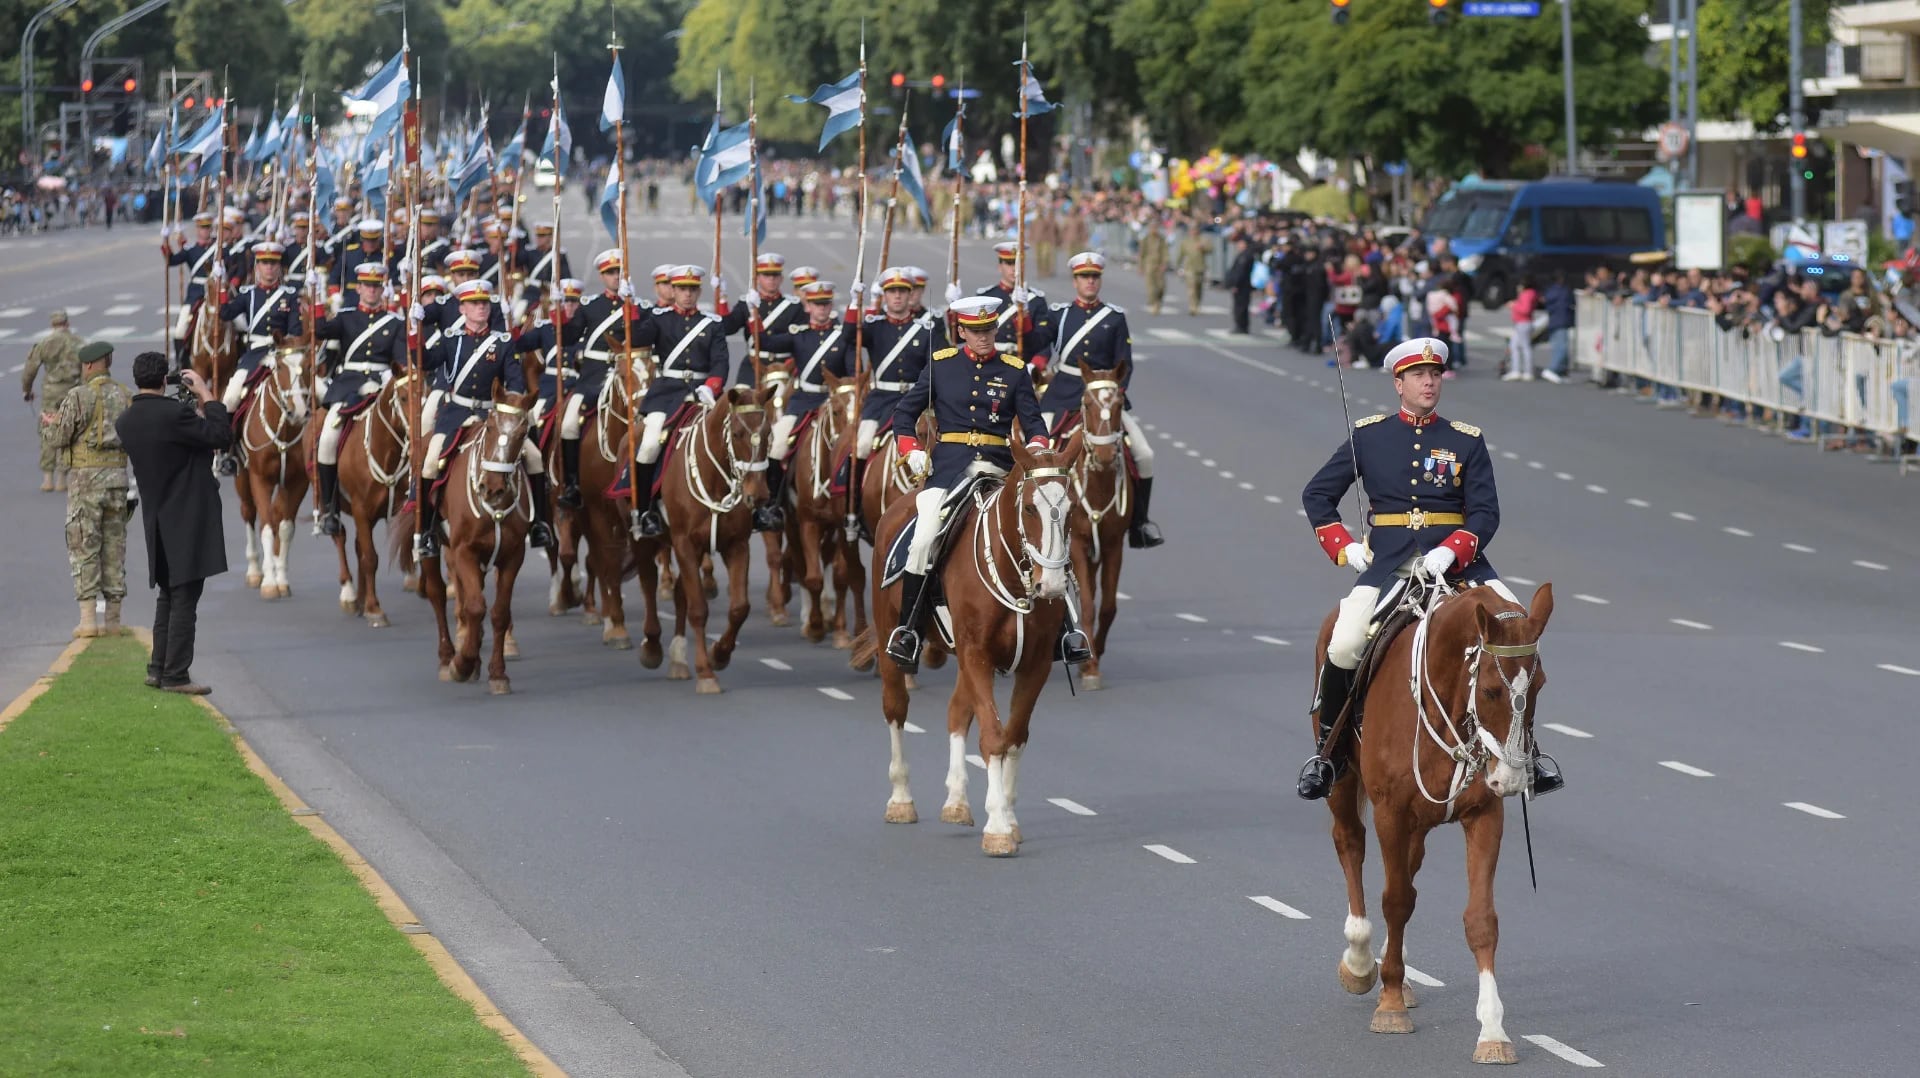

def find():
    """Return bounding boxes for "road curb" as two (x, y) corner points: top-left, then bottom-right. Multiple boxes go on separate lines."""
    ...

(0, 635), (88, 734)
(123, 627), (568, 1078)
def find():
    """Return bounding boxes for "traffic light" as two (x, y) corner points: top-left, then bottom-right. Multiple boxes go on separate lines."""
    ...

(1331, 0), (1351, 25)
(890, 72), (905, 89)
(930, 74), (945, 90)
(1429, 0), (1450, 27)
(183, 95), (196, 109)
(81, 77), (95, 94)
(1895, 180), (1912, 218)
(122, 77), (137, 94)
(1790, 132), (1808, 159)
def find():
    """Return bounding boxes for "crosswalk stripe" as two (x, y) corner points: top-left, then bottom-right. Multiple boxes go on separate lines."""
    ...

(0, 307), (31, 318)
(104, 304), (142, 316)
(93, 326), (136, 340)
(1147, 327), (1193, 341)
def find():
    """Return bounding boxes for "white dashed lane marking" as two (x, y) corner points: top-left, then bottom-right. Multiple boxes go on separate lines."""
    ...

(1249, 895), (1311, 920)
(1670, 618), (1713, 631)
(1853, 560), (1889, 571)
(1627, 497), (1650, 508)
(1542, 722), (1592, 738)
(1175, 612), (1209, 624)
(1523, 1034), (1605, 1068)
(1201, 458), (1218, 468)
(1500, 450), (1519, 461)
(103, 304), (142, 316)
(759, 657), (792, 671)
(1143, 844), (1197, 864)
(1572, 593), (1609, 605)
(1659, 761), (1715, 778)
(1722, 526), (1753, 537)
(1585, 484), (1608, 494)
(1554, 471), (1574, 481)
(1403, 966), (1445, 988)
(1526, 461), (1544, 470)
(1670, 511), (1696, 522)
(1505, 575), (1537, 586)
(0, 307), (32, 318)
(966, 754), (986, 769)
(1047, 797), (1097, 816)
(1778, 641), (1825, 654)
(818, 687), (854, 701)
(1878, 664), (1920, 677)
(1237, 481), (1255, 491)
(1264, 494), (1284, 504)
(1784, 802), (1845, 820)
(903, 722), (926, 734)
(1783, 542), (1816, 553)
(1254, 635), (1290, 647)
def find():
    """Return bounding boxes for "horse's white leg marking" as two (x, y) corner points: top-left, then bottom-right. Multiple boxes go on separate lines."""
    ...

(888, 723), (912, 807)
(982, 753), (1013, 836)
(1475, 970), (1509, 1045)
(548, 563), (563, 608)
(944, 732), (970, 813)
(1004, 742), (1023, 811)
(276, 519), (294, 589)
(1343, 913), (1378, 978)
(244, 519), (261, 579)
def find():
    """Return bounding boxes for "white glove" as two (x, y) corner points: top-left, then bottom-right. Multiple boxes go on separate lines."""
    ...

(1011, 285), (1031, 306)
(359, 380), (380, 396)
(1343, 544), (1370, 574)
(850, 279), (865, 299)
(208, 259), (226, 281)
(617, 277), (635, 300)
(1421, 546), (1456, 578)
(695, 383), (717, 406)
(409, 303), (425, 323)
(905, 448), (929, 477)
(944, 282), (962, 305)
(383, 283), (397, 305)
(713, 275), (727, 299)
(159, 223), (171, 244)
(869, 282), (884, 302)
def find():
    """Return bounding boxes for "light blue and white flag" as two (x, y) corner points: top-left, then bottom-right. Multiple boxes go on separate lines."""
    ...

(172, 108), (225, 172)
(261, 93), (299, 164)
(1013, 63), (1057, 117)
(314, 150), (337, 215)
(144, 128), (166, 175)
(695, 119), (753, 209)
(895, 135), (932, 229)
(497, 112), (526, 176)
(541, 91), (571, 170)
(351, 49), (410, 167)
(240, 121), (262, 164)
(941, 103), (966, 172)
(600, 55), (625, 133)
(450, 128), (493, 207)
(599, 164), (622, 244)
(364, 145), (392, 215)
(787, 71), (863, 152)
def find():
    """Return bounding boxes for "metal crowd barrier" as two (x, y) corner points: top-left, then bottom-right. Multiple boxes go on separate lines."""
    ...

(1579, 291), (1913, 467)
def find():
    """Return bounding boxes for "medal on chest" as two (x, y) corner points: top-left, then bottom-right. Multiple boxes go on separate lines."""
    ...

(1424, 447), (1461, 487)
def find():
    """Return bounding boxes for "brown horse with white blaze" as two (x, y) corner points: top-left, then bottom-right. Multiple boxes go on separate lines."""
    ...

(1317, 577), (1554, 1065)
(233, 348), (313, 599)
(871, 433), (1086, 856)
(572, 358), (667, 667)
(187, 299), (239, 401)
(783, 367), (866, 647)
(329, 371), (418, 626)
(1061, 359), (1132, 690)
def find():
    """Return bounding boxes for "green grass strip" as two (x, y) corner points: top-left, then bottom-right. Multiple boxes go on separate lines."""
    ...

(0, 636), (533, 1077)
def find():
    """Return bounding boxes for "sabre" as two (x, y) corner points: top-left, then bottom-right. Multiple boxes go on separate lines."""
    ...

(1329, 344), (1367, 545)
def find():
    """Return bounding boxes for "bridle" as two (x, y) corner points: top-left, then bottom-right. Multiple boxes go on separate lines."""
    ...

(466, 400), (531, 525)
(968, 462), (1077, 671)
(1070, 377), (1130, 552)
(591, 353), (652, 463)
(362, 373), (414, 489)
(805, 382), (862, 499)
(1406, 580), (1541, 814)
(681, 396), (770, 551)
(241, 348), (310, 457)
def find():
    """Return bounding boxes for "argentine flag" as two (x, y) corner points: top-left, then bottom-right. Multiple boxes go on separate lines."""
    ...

(497, 116), (526, 176)
(542, 89), (572, 169)
(895, 136), (932, 229)
(450, 129), (493, 207)
(941, 103), (966, 173)
(1014, 64), (1057, 117)
(351, 49), (410, 167)
(787, 71), (863, 152)
(172, 108), (225, 170)
(364, 146), (392, 215)
(599, 165), (622, 245)
(600, 56), (625, 133)
(695, 120), (753, 210)
(241, 122), (262, 164)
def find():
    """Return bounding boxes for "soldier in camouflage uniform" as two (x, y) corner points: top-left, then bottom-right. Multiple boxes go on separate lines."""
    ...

(23, 309), (84, 491)
(42, 341), (132, 638)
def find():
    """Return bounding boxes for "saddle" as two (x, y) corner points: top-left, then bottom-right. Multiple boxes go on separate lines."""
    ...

(604, 399), (702, 501)
(426, 425), (482, 504)
(535, 401), (560, 453)
(226, 362), (277, 433)
(880, 470), (1003, 589)
(1342, 578), (1419, 740)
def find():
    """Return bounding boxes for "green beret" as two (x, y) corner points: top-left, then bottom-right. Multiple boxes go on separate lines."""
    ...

(77, 341), (114, 364)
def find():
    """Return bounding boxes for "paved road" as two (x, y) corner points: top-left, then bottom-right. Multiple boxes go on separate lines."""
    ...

(5, 189), (1917, 1077)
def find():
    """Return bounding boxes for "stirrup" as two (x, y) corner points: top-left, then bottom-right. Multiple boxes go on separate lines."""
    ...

(413, 531), (439, 560)
(556, 482), (583, 509)
(1296, 755), (1339, 800)
(751, 505), (784, 533)
(318, 511), (343, 538)
(633, 507), (666, 539)
(215, 452), (238, 478)
(1057, 627), (1092, 665)
(529, 520), (553, 549)
(1529, 752), (1565, 798)
(1128, 520), (1164, 549)
(885, 626), (923, 673)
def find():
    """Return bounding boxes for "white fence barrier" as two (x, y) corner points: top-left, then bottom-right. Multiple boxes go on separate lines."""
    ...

(1578, 292), (1914, 442)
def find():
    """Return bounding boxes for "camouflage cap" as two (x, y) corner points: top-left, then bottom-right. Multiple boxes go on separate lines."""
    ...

(48, 309), (68, 325)
(77, 340), (114, 365)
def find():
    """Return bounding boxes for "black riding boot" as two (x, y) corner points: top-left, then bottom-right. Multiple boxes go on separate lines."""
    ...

(527, 473), (554, 548)
(754, 460), (787, 532)
(1297, 661), (1357, 800)
(629, 459), (665, 539)
(316, 463), (343, 537)
(885, 571), (931, 673)
(414, 494), (441, 560)
(557, 438), (583, 509)
(1530, 750), (1565, 798)
(1128, 476), (1165, 548)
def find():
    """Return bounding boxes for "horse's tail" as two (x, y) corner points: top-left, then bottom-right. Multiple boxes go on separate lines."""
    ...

(389, 504), (417, 574)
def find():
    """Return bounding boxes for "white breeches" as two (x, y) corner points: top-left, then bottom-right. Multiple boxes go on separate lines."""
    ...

(172, 304), (194, 340)
(906, 486), (947, 575)
(560, 393), (588, 440)
(1328, 565), (1519, 670)
(317, 404), (348, 464)
(419, 422), (543, 482)
(634, 410), (669, 464)
(856, 418), (880, 459)
(768, 413), (800, 462)
(522, 438), (545, 474)
(1122, 410), (1155, 477)
(420, 389), (444, 436)
(220, 355), (270, 412)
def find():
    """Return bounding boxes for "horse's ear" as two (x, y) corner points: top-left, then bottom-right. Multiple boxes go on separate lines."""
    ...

(1009, 434), (1038, 475)
(1059, 427), (1086, 468)
(1077, 357), (1092, 383)
(1472, 602), (1493, 642)
(1114, 356), (1131, 387)
(751, 353), (767, 385)
(492, 380), (506, 407)
(1528, 581), (1554, 629)
(823, 366), (843, 392)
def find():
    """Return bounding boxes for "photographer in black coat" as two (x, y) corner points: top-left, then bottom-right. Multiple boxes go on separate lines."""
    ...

(114, 351), (231, 695)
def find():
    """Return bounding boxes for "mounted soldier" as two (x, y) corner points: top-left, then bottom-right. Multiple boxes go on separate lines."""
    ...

(721, 252), (810, 379)
(755, 278), (858, 531)
(975, 241), (1050, 363)
(516, 221), (572, 325)
(852, 266), (941, 537)
(627, 264), (733, 540)
(1295, 337), (1563, 801)
(1036, 251), (1162, 548)
(162, 210), (222, 368)
(312, 262), (409, 538)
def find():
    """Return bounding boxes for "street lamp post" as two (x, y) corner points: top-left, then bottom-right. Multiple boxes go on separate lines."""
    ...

(1789, 0), (1806, 222)
(21, 0), (85, 166)
(1561, 0), (1577, 172)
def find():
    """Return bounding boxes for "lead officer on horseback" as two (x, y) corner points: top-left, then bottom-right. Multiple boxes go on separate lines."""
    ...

(1295, 337), (1562, 801)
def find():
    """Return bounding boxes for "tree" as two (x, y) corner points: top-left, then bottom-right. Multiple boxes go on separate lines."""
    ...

(288, 0), (448, 127)
(1113, 0), (1255, 157)
(173, 0), (295, 109)
(1693, 0), (1833, 130)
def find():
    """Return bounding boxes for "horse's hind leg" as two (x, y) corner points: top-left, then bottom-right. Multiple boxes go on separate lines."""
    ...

(1330, 775), (1378, 995)
(1368, 812), (1418, 1035)
(1462, 807), (1516, 1064)
(939, 669), (977, 828)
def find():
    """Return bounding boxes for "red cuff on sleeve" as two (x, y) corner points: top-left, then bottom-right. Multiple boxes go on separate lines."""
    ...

(714, 298), (730, 317)
(703, 375), (724, 392)
(408, 331), (421, 351)
(626, 301), (643, 321)
(896, 435), (921, 454)
(844, 305), (859, 324)
(1019, 312), (1034, 333)
(1314, 522), (1356, 565)
(1440, 529), (1479, 569)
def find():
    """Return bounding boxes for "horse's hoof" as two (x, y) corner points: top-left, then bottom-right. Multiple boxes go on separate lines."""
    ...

(903, 674), (920, 692)
(884, 801), (918, 825)
(277, 585), (291, 598)
(366, 613), (389, 629)
(245, 572), (263, 589)
(830, 631), (851, 650)
(802, 622), (826, 644)
(403, 575), (418, 593)
(438, 665), (453, 682)
(639, 641), (663, 669)
(1081, 673), (1103, 691)
(695, 677), (722, 695)
(582, 612), (602, 627)
(667, 661), (691, 681)
(604, 630), (632, 650)
(1472, 1040), (1518, 1065)
(488, 678), (512, 696)
(940, 803), (975, 827)
(702, 579), (718, 600)
(981, 831), (1019, 857)
(1009, 825), (1022, 845)
(1368, 1009), (1413, 1035)
(503, 634), (520, 660)
(259, 585), (278, 600)
(340, 597), (357, 613)
(768, 608), (790, 627)
(1339, 959), (1378, 995)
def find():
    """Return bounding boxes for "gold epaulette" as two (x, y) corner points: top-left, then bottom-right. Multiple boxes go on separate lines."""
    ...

(932, 346), (959, 362)
(1000, 356), (1025, 370)
(1450, 420), (1483, 437)
(1354, 413), (1387, 428)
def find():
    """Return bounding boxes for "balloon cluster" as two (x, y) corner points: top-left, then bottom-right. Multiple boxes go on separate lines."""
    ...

(1168, 149), (1249, 207)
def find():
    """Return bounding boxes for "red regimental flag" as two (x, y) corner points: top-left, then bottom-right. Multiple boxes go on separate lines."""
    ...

(403, 104), (421, 166)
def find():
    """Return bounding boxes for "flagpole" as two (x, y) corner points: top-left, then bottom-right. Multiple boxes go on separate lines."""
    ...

(213, 69), (231, 335)
(747, 78), (762, 375)
(163, 68), (176, 359)
(851, 25), (869, 374)
(617, 33), (642, 523)
(877, 98), (908, 279)
(549, 53), (571, 496)
(308, 100), (326, 522)
(709, 68), (724, 313)
(1016, 37), (1031, 368)
(946, 68), (964, 302)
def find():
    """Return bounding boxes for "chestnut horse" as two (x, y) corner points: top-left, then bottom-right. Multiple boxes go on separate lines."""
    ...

(1317, 577), (1554, 1065)
(782, 368), (866, 648)
(233, 348), (312, 599)
(418, 390), (538, 693)
(869, 433), (1086, 856)
(658, 386), (774, 693)
(187, 300), (239, 400)
(569, 356), (667, 668)
(329, 371), (418, 627)
(756, 362), (796, 625)
(1059, 360), (1132, 691)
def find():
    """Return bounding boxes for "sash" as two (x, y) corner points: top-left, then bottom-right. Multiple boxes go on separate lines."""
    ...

(659, 315), (716, 377)
(583, 308), (625, 354)
(448, 334), (500, 396)
(342, 312), (398, 369)
(760, 296), (798, 338)
(527, 249), (558, 283)
(872, 322), (922, 381)
(796, 326), (845, 389)
(245, 289), (282, 335)
(1053, 305), (1114, 365)
(186, 244), (219, 281)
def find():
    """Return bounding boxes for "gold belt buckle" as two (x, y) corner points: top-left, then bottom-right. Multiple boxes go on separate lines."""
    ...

(1407, 508), (1426, 530)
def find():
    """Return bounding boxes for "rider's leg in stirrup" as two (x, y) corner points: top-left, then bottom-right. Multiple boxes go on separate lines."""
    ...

(521, 440), (554, 548)
(315, 405), (347, 536)
(415, 432), (448, 558)
(1123, 409), (1163, 548)
(557, 395), (587, 508)
(886, 485), (946, 672)
(756, 413), (799, 532)
(1297, 584), (1379, 800)
(631, 410), (669, 538)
